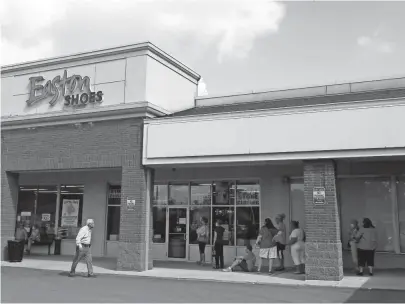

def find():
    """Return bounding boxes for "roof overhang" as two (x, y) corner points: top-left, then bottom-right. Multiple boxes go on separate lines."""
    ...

(1, 102), (170, 130)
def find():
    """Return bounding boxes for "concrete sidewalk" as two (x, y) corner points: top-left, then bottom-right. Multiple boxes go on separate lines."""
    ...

(2, 255), (404, 291)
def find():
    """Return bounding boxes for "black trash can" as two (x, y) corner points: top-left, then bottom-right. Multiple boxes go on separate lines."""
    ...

(8, 240), (24, 262)
(54, 239), (62, 255)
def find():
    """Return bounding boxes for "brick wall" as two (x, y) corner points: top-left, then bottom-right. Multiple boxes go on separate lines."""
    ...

(303, 160), (343, 281)
(1, 119), (152, 270)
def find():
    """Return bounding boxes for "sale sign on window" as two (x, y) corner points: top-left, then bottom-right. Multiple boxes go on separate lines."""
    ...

(61, 199), (79, 227)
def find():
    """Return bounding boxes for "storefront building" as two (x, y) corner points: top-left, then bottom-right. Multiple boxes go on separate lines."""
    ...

(2, 42), (405, 281)
(1, 42), (200, 271)
(144, 78), (405, 280)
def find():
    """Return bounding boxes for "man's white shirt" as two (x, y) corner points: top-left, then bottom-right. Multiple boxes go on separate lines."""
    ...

(76, 225), (92, 246)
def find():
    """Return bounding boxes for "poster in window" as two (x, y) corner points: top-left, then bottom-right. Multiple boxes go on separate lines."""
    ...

(61, 199), (80, 227)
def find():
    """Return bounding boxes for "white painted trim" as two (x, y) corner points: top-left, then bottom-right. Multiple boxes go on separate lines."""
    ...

(145, 96), (405, 125)
(195, 76), (405, 102)
(2, 42), (201, 82)
(1, 103), (170, 130)
(143, 148), (405, 167)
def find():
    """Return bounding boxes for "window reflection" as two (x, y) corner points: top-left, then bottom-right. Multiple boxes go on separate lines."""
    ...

(236, 182), (259, 205)
(153, 207), (166, 243)
(189, 206), (210, 244)
(169, 184), (189, 205)
(290, 181), (305, 229)
(213, 182), (235, 205)
(153, 185), (168, 206)
(339, 178), (394, 252)
(212, 207), (234, 245)
(236, 207), (259, 246)
(191, 183), (211, 205)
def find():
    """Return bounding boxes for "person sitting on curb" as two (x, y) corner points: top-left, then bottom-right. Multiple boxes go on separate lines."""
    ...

(223, 244), (256, 272)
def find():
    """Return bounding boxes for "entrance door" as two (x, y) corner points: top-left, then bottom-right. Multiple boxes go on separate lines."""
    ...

(167, 207), (188, 260)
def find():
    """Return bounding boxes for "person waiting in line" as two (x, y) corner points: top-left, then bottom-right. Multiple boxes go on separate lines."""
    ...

(355, 218), (378, 276)
(213, 219), (225, 269)
(255, 218), (278, 274)
(348, 219), (360, 273)
(223, 244), (256, 272)
(15, 222), (28, 242)
(289, 221), (306, 274)
(274, 213), (287, 271)
(196, 217), (209, 265)
(26, 224), (40, 255)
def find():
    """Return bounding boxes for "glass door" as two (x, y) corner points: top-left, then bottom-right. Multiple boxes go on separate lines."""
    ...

(167, 207), (188, 259)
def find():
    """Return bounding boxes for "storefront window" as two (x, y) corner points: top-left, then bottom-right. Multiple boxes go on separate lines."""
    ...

(213, 181), (235, 205)
(59, 185), (84, 240)
(153, 185), (168, 206)
(290, 181), (305, 229)
(17, 186), (36, 231)
(36, 186), (57, 235)
(191, 183), (211, 205)
(169, 184), (189, 205)
(153, 207), (166, 243)
(189, 206), (211, 244)
(236, 182), (259, 205)
(106, 185), (121, 241)
(396, 178), (405, 253)
(339, 178), (395, 252)
(212, 207), (234, 245)
(236, 207), (259, 246)
(16, 186), (57, 237)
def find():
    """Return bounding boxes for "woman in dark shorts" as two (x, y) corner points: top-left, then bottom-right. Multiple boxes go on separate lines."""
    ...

(213, 220), (225, 269)
(274, 213), (286, 271)
(196, 217), (209, 265)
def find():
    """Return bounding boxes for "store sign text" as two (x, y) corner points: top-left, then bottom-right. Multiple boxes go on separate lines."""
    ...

(26, 70), (103, 107)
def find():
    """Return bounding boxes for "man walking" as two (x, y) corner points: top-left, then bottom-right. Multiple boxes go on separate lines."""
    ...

(69, 219), (95, 278)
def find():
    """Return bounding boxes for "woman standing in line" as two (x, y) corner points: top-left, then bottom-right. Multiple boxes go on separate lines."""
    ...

(289, 221), (306, 274)
(213, 219), (225, 269)
(255, 218), (278, 274)
(356, 218), (378, 276)
(274, 213), (287, 271)
(348, 219), (360, 272)
(196, 217), (209, 265)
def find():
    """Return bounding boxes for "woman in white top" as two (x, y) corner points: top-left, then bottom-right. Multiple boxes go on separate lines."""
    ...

(274, 213), (286, 271)
(288, 221), (306, 274)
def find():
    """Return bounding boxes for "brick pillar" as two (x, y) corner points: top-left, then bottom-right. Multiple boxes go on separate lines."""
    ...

(117, 165), (147, 271)
(1, 171), (19, 261)
(303, 160), (343, 281)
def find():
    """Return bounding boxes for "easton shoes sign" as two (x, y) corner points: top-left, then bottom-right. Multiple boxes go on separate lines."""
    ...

(26, 70), (103, 107)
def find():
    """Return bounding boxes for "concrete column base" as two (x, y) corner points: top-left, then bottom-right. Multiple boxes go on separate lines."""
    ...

(116, 241), (147, 271)
(305, 241), (344, 281)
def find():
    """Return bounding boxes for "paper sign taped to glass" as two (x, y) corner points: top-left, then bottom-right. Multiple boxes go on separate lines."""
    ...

(61, 199), (79, 227)
(42, 213), (51, 222)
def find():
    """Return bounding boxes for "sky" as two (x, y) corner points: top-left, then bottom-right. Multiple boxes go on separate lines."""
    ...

(1, 0), (405, 96)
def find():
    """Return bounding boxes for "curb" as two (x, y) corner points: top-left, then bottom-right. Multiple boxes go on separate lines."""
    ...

(1, 264), (367, 291)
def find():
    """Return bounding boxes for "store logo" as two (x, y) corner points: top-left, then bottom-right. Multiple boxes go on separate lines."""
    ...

(26, 70), (103, 107)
